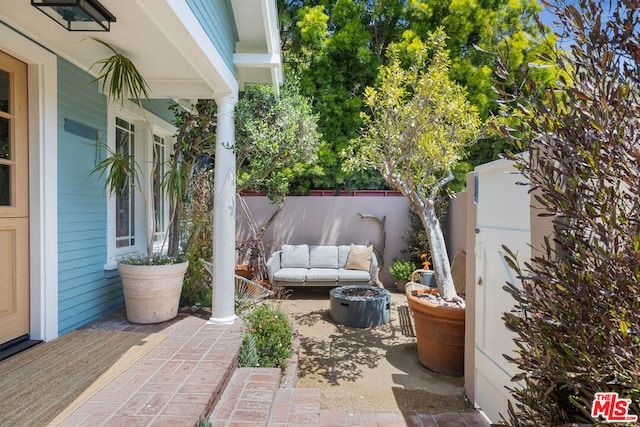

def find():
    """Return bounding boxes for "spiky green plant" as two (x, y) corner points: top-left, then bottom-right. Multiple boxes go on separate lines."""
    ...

(88, 39), (181, 263)
(90, 38), (150, 105)
(238, 332), (259, 367)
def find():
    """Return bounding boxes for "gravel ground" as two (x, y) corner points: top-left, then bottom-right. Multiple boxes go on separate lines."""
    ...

(278, 286), (474, 413)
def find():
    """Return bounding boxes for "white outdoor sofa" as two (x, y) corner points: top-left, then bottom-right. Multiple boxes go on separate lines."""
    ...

(266, 244), (378, 287)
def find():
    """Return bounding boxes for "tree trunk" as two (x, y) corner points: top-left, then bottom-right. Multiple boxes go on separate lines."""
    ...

(167, 202), (182, 257)
(420, 201), (456, 300)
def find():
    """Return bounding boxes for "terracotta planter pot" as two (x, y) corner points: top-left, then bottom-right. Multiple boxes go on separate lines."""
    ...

(406, 288), (465, 376)
(119, 261), (189, 324)
(395, 279), (408, 293)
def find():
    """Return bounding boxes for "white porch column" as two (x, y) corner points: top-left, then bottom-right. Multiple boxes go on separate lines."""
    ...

(210, 94), (238, 324)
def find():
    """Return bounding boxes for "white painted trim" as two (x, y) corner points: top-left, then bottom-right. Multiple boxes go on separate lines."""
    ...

(0, 23), (59, 342)
(262, 0), (283, 90)
(134, 0), (238, 97)
(233, 53), (281, 68)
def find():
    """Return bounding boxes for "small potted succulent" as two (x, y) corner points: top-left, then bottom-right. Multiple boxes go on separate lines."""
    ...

(388, 259), (416, 292)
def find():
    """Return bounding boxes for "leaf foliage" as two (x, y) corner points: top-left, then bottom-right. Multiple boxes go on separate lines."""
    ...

(492, 0), (640, 424)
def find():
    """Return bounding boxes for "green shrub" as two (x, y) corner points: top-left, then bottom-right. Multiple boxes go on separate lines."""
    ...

(181, 171), (213, 307)
(240, 303), (292, 369)
(388, 259), (417, 281)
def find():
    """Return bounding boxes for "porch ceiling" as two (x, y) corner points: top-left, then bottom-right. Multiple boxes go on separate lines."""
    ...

(0, 0), (281, 99)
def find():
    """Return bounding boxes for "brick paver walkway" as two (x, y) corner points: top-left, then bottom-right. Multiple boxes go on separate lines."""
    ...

(50, 309), (490, 426)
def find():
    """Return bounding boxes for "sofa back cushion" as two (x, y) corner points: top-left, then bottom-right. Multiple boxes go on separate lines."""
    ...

(309, 245), (339, 269)
(281, 244), (309, 268)
(337, 245), (351, 268)
(338, 244), (370, 268)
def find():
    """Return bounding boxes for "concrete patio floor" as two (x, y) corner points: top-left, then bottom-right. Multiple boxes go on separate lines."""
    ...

(41, 298), (491, 426)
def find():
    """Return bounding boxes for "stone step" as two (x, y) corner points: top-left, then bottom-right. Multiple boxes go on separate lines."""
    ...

(209, 367), (282, 426)
(268, 386), (491, 426)
(268, 387), (321, 425)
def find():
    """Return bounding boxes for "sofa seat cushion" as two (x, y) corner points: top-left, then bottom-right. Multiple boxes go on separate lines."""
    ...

(281, 244), (309, 268)
(309, 245), (339, 269)
(273, 268), (308, 282)
(337, 268), (371, 282)
(306, 268), (338, 282)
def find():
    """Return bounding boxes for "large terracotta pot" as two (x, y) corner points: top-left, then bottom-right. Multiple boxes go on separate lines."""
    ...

(119, 261), (189, 324)
(395, 279), (408, 293)
(406, 288), (465, 376)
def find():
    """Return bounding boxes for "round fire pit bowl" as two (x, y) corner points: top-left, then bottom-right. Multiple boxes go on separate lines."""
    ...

(329, 285), (391, 328)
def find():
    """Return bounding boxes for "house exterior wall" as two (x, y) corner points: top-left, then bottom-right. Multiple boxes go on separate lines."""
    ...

(56, 59), (179, 335)
(56, 58), (123, 335)
(141, 99), (176, 124)
(186, 0), (237, 73)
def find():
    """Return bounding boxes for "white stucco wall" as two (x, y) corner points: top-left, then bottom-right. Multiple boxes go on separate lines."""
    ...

(236, 195), (412, 286)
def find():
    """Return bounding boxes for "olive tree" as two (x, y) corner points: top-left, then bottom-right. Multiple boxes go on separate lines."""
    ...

(345, 29), (482, 301)
(235, 82), (321, 278)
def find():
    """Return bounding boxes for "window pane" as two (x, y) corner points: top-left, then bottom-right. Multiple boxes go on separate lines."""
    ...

(0, 117), (9, 160)
(116, 188), (130, 238)
(0, 69), (8, 113)
(0, 164), (10, 206)
(153, 135), (165, 242)
(115, 117), (135, 248)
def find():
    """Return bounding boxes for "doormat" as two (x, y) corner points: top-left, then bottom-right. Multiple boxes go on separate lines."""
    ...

(0, 329), (166, 426)
(398, 305), (415, 337)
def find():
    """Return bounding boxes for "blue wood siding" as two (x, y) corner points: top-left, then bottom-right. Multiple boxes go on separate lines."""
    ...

(186, 0), (237, 74)
(57, 57), (123, 335)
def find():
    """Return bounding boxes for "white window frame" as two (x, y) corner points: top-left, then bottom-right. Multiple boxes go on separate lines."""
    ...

(104, 102), (176, 270)
(150, 129), (173, 253)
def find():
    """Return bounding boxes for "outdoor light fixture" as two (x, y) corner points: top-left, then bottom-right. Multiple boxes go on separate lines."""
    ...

(31, 0), (116, 32)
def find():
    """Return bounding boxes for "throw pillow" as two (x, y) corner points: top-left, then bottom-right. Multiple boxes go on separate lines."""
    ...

(345, 244), (373, 271)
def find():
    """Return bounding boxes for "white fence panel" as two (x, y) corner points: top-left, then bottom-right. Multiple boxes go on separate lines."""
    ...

(474, 159), (529, 422)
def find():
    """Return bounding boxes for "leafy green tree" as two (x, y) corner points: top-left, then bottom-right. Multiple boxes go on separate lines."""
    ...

(175, 81), (321, 298)
(168, 100), (217, 257)
(406, 0), (559, 188)
(493, 0), (640, 423)
(345, 29), (482, 300)
(235, 82), (321, 276)
(283, 0), (405, 191)
(280, 0), (558, 192)
(235, 82), (321, 203)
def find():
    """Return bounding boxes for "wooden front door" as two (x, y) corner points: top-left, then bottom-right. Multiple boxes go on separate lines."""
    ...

(0, 51), (29, 345)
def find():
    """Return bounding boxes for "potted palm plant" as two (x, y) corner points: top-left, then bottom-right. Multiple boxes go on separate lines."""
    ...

(89, 39), (188, 324)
